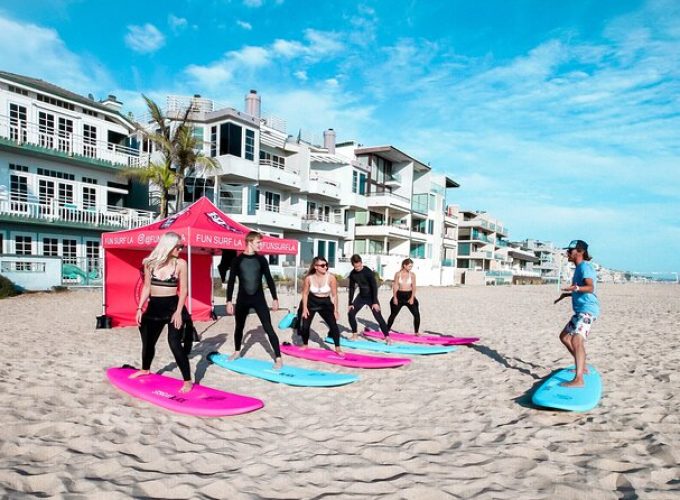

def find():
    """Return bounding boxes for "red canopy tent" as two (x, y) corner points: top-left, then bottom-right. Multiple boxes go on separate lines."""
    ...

(101, 196), (299, 327)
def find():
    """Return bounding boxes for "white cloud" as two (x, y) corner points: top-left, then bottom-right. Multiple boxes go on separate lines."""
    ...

(294, 70), (308, 81)
(168, 14), (188, 33)
(125, 23), (165, 53)
(236, 20), (252, 30)
(0, 14), (112, 95)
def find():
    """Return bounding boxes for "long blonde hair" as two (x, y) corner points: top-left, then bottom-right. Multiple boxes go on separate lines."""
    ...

(143, 232), (182, 270)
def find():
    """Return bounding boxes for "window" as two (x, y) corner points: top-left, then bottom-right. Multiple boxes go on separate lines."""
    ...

(58, 183), (74, 206)
(58, 117), (74, 153)
(306, 201), (317, 219)
(62, 239), (77, 264)
(83, 124), (97, 157)
(82, 177), (98, 185)
(210, 126), (217, 157)
(0, 234), (3, 254)
(86, 241), (100, 274)
(219, 122), (242, 157)
(16, 235), (32, 255)
(10, 174), (28, 211)
(219, 184), (243, 214)
(264, 191), (280, 212)
(359, 173), (366, 195)
(39, 112), (55, 148)
(38, 179), (55, 213)
(245, 129), (255, 161)
(192, 127), (204, 151)
(83, 186), (96, 209)
(37, 93), (75, 111)
(352, 171), (358, 193)
(9, 104), (27, 142)
(37, 168), (74, 180)
(8, 85), (28, 96)
(43, 238), (59, 256)
(260, 150), (285, 169)
(427, 220), (434, 235)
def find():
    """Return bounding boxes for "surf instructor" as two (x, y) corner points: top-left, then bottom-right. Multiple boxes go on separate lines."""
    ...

(554, 239), (600, 388)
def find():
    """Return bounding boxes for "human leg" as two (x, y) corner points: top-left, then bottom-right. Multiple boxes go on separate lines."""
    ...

(299, 310), (318, 346)
(132, 316), (164, 378)
(317, 306), (341, 352)
(347, 298), (366, 339)
(386, 299), (404, 332)
(252, 299), (282, 363)
(370, 303), (391, 340)
(406, 299), (420, 333)
(230, 301), (249, 359)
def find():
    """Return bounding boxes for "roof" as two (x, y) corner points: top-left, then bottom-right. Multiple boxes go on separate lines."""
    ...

(102, 197), (298, 255)
(508, 250), (540, 263)
(0, 70), (134, 126)
(309, 152), (350, 164)
(355, 145), (431, 172)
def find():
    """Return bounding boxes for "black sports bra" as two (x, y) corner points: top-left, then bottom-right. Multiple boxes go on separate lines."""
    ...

(150, 261), (178, 287)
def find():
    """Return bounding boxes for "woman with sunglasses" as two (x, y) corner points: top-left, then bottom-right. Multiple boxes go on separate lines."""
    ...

(132, 232), (192, 393)
(299, 257), (342, 353)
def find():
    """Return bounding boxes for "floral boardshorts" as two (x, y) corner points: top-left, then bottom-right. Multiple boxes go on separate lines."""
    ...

(563, 312), (595, 339)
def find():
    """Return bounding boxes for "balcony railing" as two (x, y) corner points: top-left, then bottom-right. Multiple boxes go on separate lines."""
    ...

(255, 203), (300, 217)
(0, 114), (145, 168)
(259, 158), (298, 175)
(309, 171), (339, 187)
(303, 212), (343, 224)
(0, 196), (155, 229)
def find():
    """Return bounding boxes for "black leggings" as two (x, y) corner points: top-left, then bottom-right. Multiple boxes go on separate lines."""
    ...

(234, 291), (281, 357)
(348, 296), (390, 336)
(387, 291), (420, 333)
(300, 294), (341, 347)
(139, 296), (192, 381)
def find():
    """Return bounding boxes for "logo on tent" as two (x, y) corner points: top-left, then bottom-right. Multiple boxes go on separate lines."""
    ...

(205, 211), (239, 232)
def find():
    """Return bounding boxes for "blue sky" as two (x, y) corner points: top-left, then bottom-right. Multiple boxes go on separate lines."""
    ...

(1, 0), (679, 274)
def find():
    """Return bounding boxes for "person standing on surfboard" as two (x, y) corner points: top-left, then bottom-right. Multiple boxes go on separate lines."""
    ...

(554, 240), (600, 388)
(299, 256), (343, 353)
(227, 231), (283, 369)
(386, 258), (421, 335)
(132, 232), (193, 393)
(347, 254), (392, 344)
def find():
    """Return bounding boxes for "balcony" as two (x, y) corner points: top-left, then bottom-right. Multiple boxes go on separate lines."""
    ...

(355, 222), (410, 240)
(246, 203), (302, 230)
(302, 213), (345, 237)
(411, 193), (429, 215)
(258, 159), (301, 190)
(307, 171), (341, 199)
(0, 114), (144, 169)
(365, 191), (411, 212)
(443, 234), (457, 247)
(0, 196), (155, 230)
(384, 172), (402, 187)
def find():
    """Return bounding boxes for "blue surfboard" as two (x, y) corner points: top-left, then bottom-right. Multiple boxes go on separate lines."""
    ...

(207, 352), (358, 387)
(327, 336), (456, 355)
(532, 365), (602, 412)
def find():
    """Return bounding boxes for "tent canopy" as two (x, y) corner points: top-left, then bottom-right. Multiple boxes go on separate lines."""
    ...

(102, 196), (298, 255)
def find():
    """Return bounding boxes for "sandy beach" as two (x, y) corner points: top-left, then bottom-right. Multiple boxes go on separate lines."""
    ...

(1, 283), (678, 499)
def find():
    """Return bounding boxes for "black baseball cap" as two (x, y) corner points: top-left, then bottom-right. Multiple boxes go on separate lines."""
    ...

(565, 239), (588, 251)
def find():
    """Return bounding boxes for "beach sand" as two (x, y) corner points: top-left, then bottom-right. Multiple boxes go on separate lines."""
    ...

(1, 283), (678, 499)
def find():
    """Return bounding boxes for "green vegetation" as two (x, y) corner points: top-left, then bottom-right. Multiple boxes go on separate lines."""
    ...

(0, 275), (20, 299)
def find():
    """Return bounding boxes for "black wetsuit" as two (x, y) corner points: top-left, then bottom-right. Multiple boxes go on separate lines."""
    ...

(227, 253), (281, 357)
(139, 263), (192, 381)
(299, 276), (341, 347)
(347, 266), (390, 336)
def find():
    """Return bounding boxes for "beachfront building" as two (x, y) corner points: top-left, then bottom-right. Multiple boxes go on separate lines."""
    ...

(150, 91), (461, 286)
(0, 71), (154, 288)
(505, 241), (542, 284)
(456, 210), (510, 285)
(521, 239), (563, 284)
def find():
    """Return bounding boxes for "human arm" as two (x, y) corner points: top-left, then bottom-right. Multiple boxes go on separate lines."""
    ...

(136, 265), (151, 325)
(260, 255), (278, 310)
(368, 268), (380, 310)
(348, 272), (355, 308)
(301, 276), (311, 319)
(408, 273), (416, 304)
(226, 256), (239, 315)
(392, 272), (399, 305)
(330, 275), (340, 320)
(171, 259), (188, 329)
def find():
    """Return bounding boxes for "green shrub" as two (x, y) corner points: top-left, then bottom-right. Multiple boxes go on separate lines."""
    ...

(0, 274), (20, 299)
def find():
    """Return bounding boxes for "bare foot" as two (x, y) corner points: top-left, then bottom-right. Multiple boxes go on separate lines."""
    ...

(560, 378), (585, 388)
(129, 369), (150, 379)
(179, 381), (193, 393)
(273, 358), (283, 370)
(335, 347), (344, 355)
(569, 368), (590, 375)
(385, 336), (393, 345)
(350, 333), (358, 341)
(228, 351), (241, 361)
(415, 332), (422, 336)
(299, 344), (308, 350)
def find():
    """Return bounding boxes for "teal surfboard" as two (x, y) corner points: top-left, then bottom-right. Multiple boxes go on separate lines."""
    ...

(532, 365), (602, 412)
(327, 336), (456, 355)
(207, 352), (358, 387)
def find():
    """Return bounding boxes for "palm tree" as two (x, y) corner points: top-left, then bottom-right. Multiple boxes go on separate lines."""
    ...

(128, 95), (219, 216)
(124, 161), (176, 218)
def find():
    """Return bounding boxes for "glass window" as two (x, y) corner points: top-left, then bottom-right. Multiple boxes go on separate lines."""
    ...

(58, 183), (74, 206)
(264, 191), (280, 211)
(86, 241), (100, 274)
(43, 238), (58, 256)
(219, 122), (242, 157)
(193, 127), (204, 151)
(62, 239), (77, 264)
(16, 235), (33, 255)
(39, 112), (55, 148)
(210, 126), (217, 157)
(352, 171), (358, 193)
(245, 129), (255, 161)
(9, 104), (27, 142)
(58, 117), (73, 153)
(317, 240), (326, 258)
(359, 174), (367, 195)
(83, 186), (96, 209)
(83, 124), (97, 157)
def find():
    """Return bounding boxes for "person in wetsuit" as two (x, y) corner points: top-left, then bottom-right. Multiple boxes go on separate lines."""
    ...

(132, 231), (192, 393)
(347, 254), (391, 344)
(226, 231), (283, 369)
(386, 258), (421, 334)
(299, 256), (342, 353)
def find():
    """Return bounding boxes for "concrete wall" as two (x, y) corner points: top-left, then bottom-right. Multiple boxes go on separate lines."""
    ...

(0, 255), (62, 291)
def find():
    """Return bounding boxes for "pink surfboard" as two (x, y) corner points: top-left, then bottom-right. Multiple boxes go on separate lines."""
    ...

(107, 367), (264, 417)
(280, 344), (411, 369)
(364, 330), (480, 346)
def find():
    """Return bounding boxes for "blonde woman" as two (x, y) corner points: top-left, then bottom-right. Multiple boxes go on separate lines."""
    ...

(300, 256), (342, 353)
(132, 232), (192, 393)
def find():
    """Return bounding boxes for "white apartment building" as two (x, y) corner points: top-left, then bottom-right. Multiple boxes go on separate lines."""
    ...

(0, 71), (154, 287)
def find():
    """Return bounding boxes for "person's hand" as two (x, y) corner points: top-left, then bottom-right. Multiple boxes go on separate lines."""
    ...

(392, 297), (398, 305)
(348, 305), (354, 311)
(372, 303), (381, 312)
(334, 309), (340, 320)
(272, 299), (279, 312)
(561, 285), (576, 292)
(554, 293), (568, 304)
(136, 309), (143, 326)
(226, 302), (234, 316)
(408, 297), (414, 305)
(302, 307), (310, 319)
(171, 310), (182, 330)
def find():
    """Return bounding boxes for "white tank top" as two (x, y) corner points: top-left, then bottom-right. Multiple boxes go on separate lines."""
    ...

(310, 274), (331, 294)
(398, 271), (412, 286)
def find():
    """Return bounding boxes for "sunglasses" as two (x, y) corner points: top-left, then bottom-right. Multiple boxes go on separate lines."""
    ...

(315, 263), (328, 268)
(175, 244), (185, 251)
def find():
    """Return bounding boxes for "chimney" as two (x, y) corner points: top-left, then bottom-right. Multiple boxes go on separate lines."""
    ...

(100, 94), (123, 112)
(323, 128), (336, 154)
(245, 89), (261, 119)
